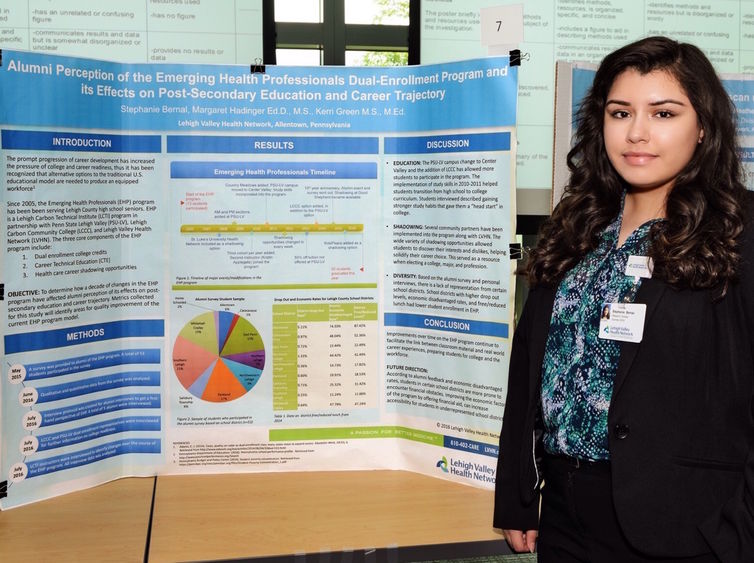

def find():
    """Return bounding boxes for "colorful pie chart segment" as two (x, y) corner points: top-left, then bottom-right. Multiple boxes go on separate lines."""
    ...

(173, 311), (265, 402)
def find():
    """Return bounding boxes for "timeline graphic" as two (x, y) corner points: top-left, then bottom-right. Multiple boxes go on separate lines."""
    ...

(172, 311), (265, 402)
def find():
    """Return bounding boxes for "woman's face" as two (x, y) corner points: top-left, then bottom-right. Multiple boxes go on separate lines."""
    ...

(603, 68), (702, 195)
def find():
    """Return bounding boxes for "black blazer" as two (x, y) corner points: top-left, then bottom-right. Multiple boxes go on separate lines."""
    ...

(494, 198), (754, 562)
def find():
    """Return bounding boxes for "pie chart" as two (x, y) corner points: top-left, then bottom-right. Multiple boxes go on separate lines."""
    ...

(172, 311), (265, 402)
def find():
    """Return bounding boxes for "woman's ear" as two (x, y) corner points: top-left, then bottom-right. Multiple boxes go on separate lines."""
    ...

(698, 129), (704, 144)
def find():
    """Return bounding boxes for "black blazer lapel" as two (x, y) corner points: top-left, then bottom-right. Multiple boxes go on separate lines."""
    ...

(612, 277), (666, 398)
(528, 286), (557, 397)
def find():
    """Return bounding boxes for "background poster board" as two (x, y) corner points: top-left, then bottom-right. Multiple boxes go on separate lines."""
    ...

(0, 50), (518, 508)
(0, 0), (264, 63)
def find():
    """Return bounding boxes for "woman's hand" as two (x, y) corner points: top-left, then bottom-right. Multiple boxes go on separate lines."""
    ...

(502, 529), (538, 553)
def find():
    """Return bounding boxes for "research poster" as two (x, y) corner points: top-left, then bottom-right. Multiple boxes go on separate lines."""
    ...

(0, 0), (263, 63)
(422, 0), (754, 204)
(553, 62), (754, 202)
(732, 79), (754, 188)
(0, 51), (518, 508)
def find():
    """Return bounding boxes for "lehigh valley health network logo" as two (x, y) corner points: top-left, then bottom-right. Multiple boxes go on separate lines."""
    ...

(436, 456), (449, 473)
(435, 456), (496, 483)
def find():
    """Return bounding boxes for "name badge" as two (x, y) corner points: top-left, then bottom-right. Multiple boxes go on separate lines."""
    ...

(625, 255), (653, 279)
(598, 302), (646, 343)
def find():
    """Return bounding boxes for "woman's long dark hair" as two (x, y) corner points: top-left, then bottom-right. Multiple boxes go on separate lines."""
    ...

(526, 36), (747, 290)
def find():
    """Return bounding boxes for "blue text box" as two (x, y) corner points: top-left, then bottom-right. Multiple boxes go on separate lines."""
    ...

(25, 348), (161, 381)
(444, 435), (499, 458)
(26, 438), (161, 478)
(35, 371), (160, 403)
(40, 393), (161, 427)
(171, 161), (377, 179)
(37, 416), (161, 451)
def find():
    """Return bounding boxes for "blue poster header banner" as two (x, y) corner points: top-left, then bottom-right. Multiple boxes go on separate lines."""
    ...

(384, 132), (510, 154)
(167, 135), (379, 154)
(384, 312), (508, 338)
(5, 320), (165, 354)
(0, 50), (517, 132)
(2, 130), (161, 153)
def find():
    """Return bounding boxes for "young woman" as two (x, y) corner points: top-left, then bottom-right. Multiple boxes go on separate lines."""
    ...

(494, 36), (753, 562)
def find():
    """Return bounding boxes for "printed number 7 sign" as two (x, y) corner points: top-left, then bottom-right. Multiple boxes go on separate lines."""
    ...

(480, 5), (524, 47)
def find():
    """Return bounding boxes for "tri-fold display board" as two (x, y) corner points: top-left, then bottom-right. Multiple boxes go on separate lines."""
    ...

(0, 50), (519, 508)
